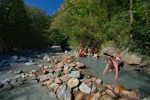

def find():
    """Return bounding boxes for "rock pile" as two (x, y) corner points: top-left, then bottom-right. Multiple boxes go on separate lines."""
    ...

(32, 54), (144, 100)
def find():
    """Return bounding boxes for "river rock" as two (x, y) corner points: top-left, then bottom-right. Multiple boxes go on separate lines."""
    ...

(49, 83), (60, 92)
(67, 78), (79, 88)
(120, 90), (140, 100)
(39, 73), (54, 82)
(73, 87), (79, 92)
(68, 71), (80, 78)
(46, 78), (54, 85)
(57, 62), (64, 68)
(56, 84), (67, 100)
(2, 78), (11, 84)
(64, 88), (72, 100)
(95, 78), (102, 85)
(79, 83), (91, 94)
(2, 83), (13, 91)
(59, 74), (71, 83)
(76, 62), (85, 68)
(54, 77), (62, 84)
(74, 91), (86, 100)
(106, 89), (117, 98)
(91, 82), (97, 93)
(97, 84), (106, 92)
(54, 68), (62, 77)
(121, 52), (142, 65)
(14, 70), (24, 74)
(49, 91), (57, 99)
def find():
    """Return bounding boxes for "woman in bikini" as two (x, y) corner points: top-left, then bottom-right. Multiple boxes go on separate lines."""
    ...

(102, 52), (124, 80)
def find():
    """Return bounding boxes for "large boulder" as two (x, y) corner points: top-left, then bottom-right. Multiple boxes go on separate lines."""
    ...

(79, 83), (91, 94)
(56, 84), (67, 100)
(121, 52), (142, 65)
(67, 78), (79, 88)
(68, 71), (80, 78)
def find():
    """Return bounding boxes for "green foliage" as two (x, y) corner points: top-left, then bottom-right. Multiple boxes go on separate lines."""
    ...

(51, 0), (150, 56)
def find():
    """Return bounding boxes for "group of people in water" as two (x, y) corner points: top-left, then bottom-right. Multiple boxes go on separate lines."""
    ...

(79, 48), (99, 59)
(79, 48), (124, 80)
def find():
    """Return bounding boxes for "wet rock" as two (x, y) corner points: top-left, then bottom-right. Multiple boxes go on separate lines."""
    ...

(57, 62), (64, 68)
(100, 94), (114, 100)
(98, 85), (106, 92)
(91, 82), (97, 93)
(54, 68), (62, 77)
(59, 74), (71, 83)
(79, 83), (91, 94)
(68, 71), (80, 78)
(25, 62), (35, 66)
(56, 84), (67, 100)
(43, 55), (50, 61)
(49, 83), (60, 92)
(64, 88), (72, 100)
(67, 78), (79, 88)
(64, 65), (72, 74)
(2, 83), (13, 91)
(95, 78), (102, 85)
(106, 89), (117, 98)
(76, 62), (85, 68)
(54, 77), (62, 84)
(83, 77), (96, 83)
(14, 70), (24, 74)
(120, 90), (140, 100)
(46, 78), (54, 85)
(73, 87), (79, 92)
(39, 73), (54, 82)
(74, 91), (86, 100)
(2, 78), (11, 84)
(49, 91), (57, 99)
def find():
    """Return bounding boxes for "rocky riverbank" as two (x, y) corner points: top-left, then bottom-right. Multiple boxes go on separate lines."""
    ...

(1, 52), (149, 100)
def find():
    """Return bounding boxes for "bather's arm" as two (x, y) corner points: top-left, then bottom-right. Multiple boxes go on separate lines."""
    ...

(103, 64), (109, 75)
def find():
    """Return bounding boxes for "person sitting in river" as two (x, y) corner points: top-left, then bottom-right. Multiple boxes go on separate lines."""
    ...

(79, 48), (85, 57)
(102, 51), (124, 80)
(93, 49), (99, 59)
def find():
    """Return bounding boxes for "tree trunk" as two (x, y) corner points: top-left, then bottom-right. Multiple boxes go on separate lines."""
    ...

(129, 0), (134, 40)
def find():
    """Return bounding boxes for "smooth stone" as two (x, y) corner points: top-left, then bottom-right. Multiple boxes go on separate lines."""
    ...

(39, 73), (54, 82)
(79, 83), (91, 94)
(50, 83), (60, 92)
(64, 88), (72, 100)
(57, 84), (67, 100)
(48, 91), (57, 99)
(106, 89), (117, 98)
(14, 70), (24, 74)
(67, 78), (79, 88)
(91, 82), (97, 93)
(68, 71), (80, 78)
(54, 77), (62, 84)
(59, 74), (71, 83)
(2, 83), (13, 91)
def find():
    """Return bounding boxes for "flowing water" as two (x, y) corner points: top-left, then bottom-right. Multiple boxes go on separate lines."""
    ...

(79, 56), (150, 94)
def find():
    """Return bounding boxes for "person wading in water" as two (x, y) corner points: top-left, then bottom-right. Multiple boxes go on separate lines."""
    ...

(102, 50), (124, 80)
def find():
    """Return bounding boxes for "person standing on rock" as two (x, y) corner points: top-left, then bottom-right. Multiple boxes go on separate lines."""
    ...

(102, 51), (124, 80)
